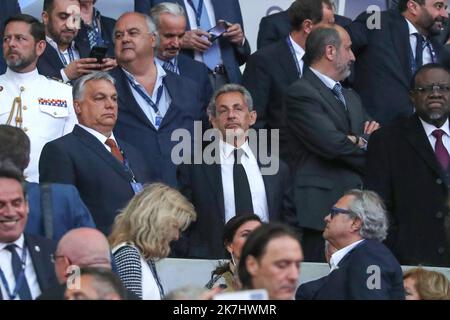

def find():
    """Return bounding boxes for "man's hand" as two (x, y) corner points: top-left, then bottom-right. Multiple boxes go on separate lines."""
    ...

(347, 135), (366, 148)
(364, 121), (380, 135)
(223, 22), (244, 46)
(64, 58), (100, 80)
(100, 58), (117, 72)
(180, 29), (211, 52)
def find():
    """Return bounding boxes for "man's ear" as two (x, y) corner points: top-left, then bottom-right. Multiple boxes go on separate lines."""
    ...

(325, 45), (336, 61)
(302, 19), (314, 34)
(249, 110), (257, 127)
(42, 11), (49, 26)
(246, 255), (259, 277)
(35, 40), (46, 57)
(74, 101), (82, 115)
(351, 217), (363, 233)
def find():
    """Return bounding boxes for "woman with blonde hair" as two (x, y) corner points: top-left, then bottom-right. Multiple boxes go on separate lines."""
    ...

(109, 183), (196, 300)
(403, 267), (450, 300)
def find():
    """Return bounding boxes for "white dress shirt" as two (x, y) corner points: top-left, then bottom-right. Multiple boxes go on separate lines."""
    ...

(419, 118), (450, 152)
(46, 36), (81, 83)
(310, 66), (340, 90)
(77, 124), (119, 153)
(0, 235), (41, 300)
(406, 18), (434, 65)
(289, 35), (305, 76)
(219, 140), (269, 223)
(329, 239), (365, 273)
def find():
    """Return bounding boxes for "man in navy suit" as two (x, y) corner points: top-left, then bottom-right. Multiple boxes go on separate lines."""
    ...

(0, 162), (58, 300)
(110, 12), (204, 187)
(39, 71), (151, 234)
(256, 0), (352, 50)
(310, 190), (405, 300)
(0, 125), (95, 241)
(346, 0), (450, 125)
(150, 2), (212, 119)
(0, 0), (21, 74)
(177, 84), (300, 259)
(243, 0), (335, 161)
(37, 0), (116, 82)
(135, 0), (250, 86)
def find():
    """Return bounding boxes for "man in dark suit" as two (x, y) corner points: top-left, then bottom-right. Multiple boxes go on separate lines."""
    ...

(37, 0), (116, 82)
(135, 0), (250, 86)
(0, 162), (57, 300)
(177, 84), (300, 259)
(346, 0), (450, 125)
(150, 2), (213, 116)
(39, 71), (150, 234)
(365, 63), (450, 267)
(110, 12), (204, 187)
(310, 190), (405, 300)
(0, 125), (95, 241)
(285, 25), (379, 261)
(243, 0), (335, 161)
(0, 0), (21, 74)
(256, 0), (351, 50)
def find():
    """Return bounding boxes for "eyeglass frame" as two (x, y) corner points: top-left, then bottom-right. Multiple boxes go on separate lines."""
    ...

(328, 206), (354, 219)
(411, 83), (450, 95)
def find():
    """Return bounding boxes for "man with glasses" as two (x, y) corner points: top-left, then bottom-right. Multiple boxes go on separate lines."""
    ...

(309, 190), (404, 299)
(365, 63), (450, 267)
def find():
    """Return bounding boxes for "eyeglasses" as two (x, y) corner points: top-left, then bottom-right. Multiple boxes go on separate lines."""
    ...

(329, 207), (353, 219)
(412, 84), (450, 94)
(50, 254), (65, 264)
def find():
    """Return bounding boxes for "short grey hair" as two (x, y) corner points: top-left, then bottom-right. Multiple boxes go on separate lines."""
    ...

(207, 83), (254, 117)
(150, 2), (185, 29)
(113, 12), (160, 47)
(345, 189), (389, 242)
(304, 25), (341, 66)
(73, 71), (116, 101)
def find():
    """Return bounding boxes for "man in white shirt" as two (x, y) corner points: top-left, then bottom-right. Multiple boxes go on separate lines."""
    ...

(0, 161), (57, 300)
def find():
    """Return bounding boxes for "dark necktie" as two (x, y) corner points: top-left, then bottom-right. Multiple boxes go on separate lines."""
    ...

(233, 149), (254, 215)
(163, 60), (177, 74)
(5, 244), (32, 300)
(332, 83), (347, 110)
(432, 129), (450, 170)
(105, 139), (124, 163)
(414, 33), (425, 70)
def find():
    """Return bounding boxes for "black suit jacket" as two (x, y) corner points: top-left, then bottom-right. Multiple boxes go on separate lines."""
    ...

(256, 10), (352, 49)
(177, 149), (299, 259)
(295, 276), (328, 300)
(285, 68), (369, 231)
(346, 9), (450, 125)
(365, 115), (450, 266)
(0, 234), (58, 300)
(312, 240), (405, 300)
(77, 15), (117, 58)
(39, 125), (151, 234)
(243, 38), (299, 159)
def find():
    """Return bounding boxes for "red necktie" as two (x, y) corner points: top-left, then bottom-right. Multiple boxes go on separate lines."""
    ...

(432, 129), (450, 170)
(105, 138), (124, 163)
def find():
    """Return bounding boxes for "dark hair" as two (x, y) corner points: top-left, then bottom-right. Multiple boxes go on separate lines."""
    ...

(4, 14), (45, 42)
(0, 125), (30, 172)
(289, 0), (332, 31)
(43, 0), (55, 13)
(237, 223), (301, 289)
(398, 0), (425, 12)
(79, 267), (128, 300)
(304, 24), (341, 65)
(410, 63), (450, 91)
(0, 160), (26, 197)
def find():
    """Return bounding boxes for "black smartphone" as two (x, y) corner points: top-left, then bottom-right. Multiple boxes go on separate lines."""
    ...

(207, 20), (228, 42)
(89, 45), (108, 63)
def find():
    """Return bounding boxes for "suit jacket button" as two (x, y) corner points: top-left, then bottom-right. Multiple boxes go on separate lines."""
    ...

(436, 178), (443, 185)
(436, 211), (443, 219)
(438, 247), (445, 254)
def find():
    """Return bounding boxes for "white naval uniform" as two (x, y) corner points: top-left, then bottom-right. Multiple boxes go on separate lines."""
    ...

(0, 68), (77, 182)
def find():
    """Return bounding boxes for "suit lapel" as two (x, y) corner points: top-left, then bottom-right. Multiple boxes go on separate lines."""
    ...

(72, 125), (133, 181)
(203, 163), (225, 219)
(24, 235), (46, 291)
(44, 44), (64, 71)
(343, 88), (363, 134)
(402, 115), (445, 178)
(159, 72), (181, 129)
(279, 40), (300, 82)
(389, 11), (413, 87)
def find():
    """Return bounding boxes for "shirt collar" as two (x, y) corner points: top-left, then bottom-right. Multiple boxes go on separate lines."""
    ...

(405, 17), (421, 37)
(155, 56), (177, 67)
(420, 117), (450, 138)
(77, 124), (116, 144)
(329, 239), (365, 272)
(46, 35), (76, 53)
(0, 234), (25, 252)
(288, 35), (305, 60)
(220, 139), (251, 161)
(5, 67), (39, 82)
(122, 59), (167, 96)
(309, 66), (340, 90)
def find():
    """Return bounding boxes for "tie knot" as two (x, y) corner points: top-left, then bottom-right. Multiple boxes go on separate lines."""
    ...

(432, 129), (446, 140)
(105, 138), (118, 149)
(333, 83), (343, 94)
(5, 244), (16, 253)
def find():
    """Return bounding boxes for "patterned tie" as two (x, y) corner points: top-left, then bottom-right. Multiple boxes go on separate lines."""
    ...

(432, 129), (450, 170)
(163, 60), (178, 74)
(5, 244), (32, 300)
(190, 0), (222, 71)
(105, 139), (124, 163)
(332, 83), (347, 110)
(233, 149), (254, 215)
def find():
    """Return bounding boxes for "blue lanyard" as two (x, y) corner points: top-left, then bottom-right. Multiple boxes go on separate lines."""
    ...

(0, 247), (28, 300)
(126, 76), (164, 114)
(58, 47), (75, 66)
(286, 36), (302, 78)
(186, 0), (204, 27)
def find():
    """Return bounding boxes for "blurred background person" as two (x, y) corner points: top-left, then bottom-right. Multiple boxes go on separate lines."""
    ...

(205, 214), (262, 291)
(109, 183), (196, 300)
(403, 267), (450, 300)
(238, 223), (303, 300)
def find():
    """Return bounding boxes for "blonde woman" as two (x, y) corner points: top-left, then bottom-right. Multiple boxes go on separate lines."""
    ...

(403, 268), (450, 300)
(109, 183), (196, 300)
